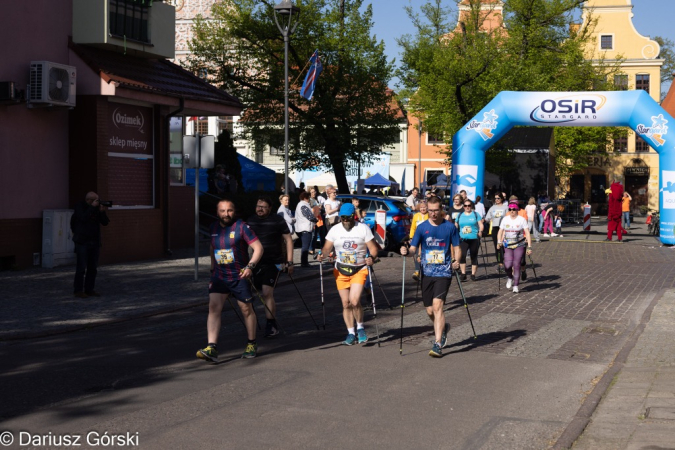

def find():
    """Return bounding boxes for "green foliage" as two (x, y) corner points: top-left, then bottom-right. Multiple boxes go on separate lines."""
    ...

(553, 126), (627, 178)
(186, 0), (402, 192)
(654, 36), (675, 98)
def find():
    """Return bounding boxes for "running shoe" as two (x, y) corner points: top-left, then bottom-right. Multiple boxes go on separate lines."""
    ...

(357, 328), (368, 344)
(521, 270), (527, 281)
(470, 274), (476, 281)
(506, 277), (513, 289)
(241, 342), (257, 359)
(343, 333), (357, 346)
(551, 233), (559, 237)
(543, 233), (550, 237)
(412, 271), (420, 281)
(429, 342), (442, 358)
(196, 345), (218, 362)
(512, 286), (519, 293)
(440, 323), (450, 348)
(265, 322), (280, 338)
(460, 273), (467, 282)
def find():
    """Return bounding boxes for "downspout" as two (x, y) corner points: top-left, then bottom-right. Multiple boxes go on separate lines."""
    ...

(164, 97), (185, 256)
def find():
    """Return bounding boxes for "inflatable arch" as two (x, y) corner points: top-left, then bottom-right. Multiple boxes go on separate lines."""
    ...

(451, 91), (675, 245)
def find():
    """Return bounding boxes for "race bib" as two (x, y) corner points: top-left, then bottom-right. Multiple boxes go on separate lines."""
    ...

(426, 250), (446, 265)
(338, 250), (357, 265)
(451, 212), (459, 221)
(214, 249), (234, 265)
(495, 210), (504, 218)
(462, 226), (472, 235)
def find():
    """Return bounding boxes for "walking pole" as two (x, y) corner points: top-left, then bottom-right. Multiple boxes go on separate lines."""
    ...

(226, 296), (250, 330)
(287, 271), (320, 330)
(399, 249), (406, 355)
(454, 269), (477, 339)
(318, 255), (326, 330)
(366, 261), (381, 347)
(247, 278), (284, 334)
(478, 237), (489, 279)
(528, 254), (540, 285)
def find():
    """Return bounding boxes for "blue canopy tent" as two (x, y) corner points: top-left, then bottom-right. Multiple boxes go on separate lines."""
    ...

(363, 172), (391, 187)
(186, 154), (277, 192)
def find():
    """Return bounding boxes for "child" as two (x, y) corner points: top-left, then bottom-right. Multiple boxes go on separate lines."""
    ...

(554, 214), (563, 236)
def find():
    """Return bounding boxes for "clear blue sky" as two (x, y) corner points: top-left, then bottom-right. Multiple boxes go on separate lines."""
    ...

(368, 0), (674, 95)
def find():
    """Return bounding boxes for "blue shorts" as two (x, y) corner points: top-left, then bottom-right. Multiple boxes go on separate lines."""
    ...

(209, 278), (253, 303)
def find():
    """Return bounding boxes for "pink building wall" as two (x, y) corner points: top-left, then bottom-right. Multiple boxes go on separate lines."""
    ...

(0, 0), (73, 219)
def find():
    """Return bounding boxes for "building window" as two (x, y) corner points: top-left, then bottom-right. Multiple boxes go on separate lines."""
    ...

(614, 74), (628, 90)
(635, 136), (651, 153)
(217, 116), (234, 137)
(600, 35), (613, 50)
(636, 74), (650, 93)
(196, 118), (209, 136)
(614, 136), (627, 153)
(426, 170), (444, 186)
(426, 134), (444, 145)
(269, 146), (283, 156)
(109, 0), (150, 44)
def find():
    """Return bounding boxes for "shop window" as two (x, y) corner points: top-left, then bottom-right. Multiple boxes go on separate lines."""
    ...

(109, 0), (150, 44)
(590, 174), (607, 203)
(169, 116), (184, 185)
(635, 135), (651, 153)
(636, 74), (650, 93)
(613, 136), (627, 152)
(600, 35), (613, 50)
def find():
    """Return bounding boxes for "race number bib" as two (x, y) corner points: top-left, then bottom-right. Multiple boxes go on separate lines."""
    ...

(451, 212), (459, 221)
(339, 251), (357, 265)
(462, 226), (472, 235)
(494, 210), (504, 218)
(214, 249), (234, 265)
(426, 250), (446, 265)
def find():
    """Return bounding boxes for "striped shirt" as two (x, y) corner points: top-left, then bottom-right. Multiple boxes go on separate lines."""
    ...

(210, 219), (258, 282)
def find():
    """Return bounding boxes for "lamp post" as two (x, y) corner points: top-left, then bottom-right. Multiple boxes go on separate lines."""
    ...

(418, 117), (423, 191)
(273, 0), (300, 195)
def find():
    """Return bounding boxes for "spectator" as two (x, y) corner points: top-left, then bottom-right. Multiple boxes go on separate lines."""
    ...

(406, 188), (420, 210)
(622, 191), (632, 230)
(71, 191), (110, 298)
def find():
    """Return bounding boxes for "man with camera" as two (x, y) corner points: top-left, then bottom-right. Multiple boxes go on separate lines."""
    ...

(71, 192), (110, 298)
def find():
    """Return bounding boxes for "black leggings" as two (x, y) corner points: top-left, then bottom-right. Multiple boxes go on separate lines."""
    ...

(491, 225), (503, 264)
(459, 239), (480, 266)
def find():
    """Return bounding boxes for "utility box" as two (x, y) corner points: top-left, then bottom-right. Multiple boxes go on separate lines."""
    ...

(42, 210), (75, 268)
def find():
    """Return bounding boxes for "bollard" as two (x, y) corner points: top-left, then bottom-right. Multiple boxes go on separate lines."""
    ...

(583, 203), (592, 232)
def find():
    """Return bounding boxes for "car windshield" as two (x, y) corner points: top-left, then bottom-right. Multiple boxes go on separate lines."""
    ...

(392, 201), (409, 212)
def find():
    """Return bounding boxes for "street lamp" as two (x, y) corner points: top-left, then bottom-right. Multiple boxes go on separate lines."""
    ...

(273, 0), (300, 195)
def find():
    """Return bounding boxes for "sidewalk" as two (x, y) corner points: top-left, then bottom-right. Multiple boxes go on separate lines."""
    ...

(570, 288), (675, 450)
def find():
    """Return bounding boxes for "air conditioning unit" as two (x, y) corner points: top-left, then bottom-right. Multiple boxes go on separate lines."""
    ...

(28, 61), (76, 108)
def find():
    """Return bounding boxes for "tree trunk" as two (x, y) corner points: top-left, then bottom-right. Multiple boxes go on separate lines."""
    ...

(326, 142), (350, 193)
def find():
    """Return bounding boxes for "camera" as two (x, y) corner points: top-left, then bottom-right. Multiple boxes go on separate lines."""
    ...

(99, 200), (114, 207)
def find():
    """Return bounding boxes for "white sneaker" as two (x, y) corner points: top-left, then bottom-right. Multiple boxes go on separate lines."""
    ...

(506, 278), (513, 289)
(543, 233), (550, 237)
(513, 286), (519, 293)
(551, 233), (559, 237)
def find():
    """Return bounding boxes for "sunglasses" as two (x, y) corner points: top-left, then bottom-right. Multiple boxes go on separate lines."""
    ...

(340, 215), (353, 221)
(495, 198), (502, 200)
(463, 204), (472, 207)
(508, 208), (518, 211)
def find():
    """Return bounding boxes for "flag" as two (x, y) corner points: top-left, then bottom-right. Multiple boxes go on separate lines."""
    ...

(401, 168), (406, 194)
(300, 50), (322, 100)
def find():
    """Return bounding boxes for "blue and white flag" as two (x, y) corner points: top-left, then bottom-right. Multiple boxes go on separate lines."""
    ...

(300, 50), (322, 100)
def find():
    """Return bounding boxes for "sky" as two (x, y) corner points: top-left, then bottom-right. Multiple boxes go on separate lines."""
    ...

(367, 0), (675, 95)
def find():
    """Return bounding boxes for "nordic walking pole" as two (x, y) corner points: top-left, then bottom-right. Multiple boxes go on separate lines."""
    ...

(370, 261), (393, 310)
(400, 241), (410, 355)
(478, 236), (489, 279)
(366, 256), (381, 347)
(246, 277), (284, 334)
(287, 271), (320, 330)
(226, 296), (251, 330)
(528, 254), (540, 285)
(454, 269), (477, 339)
(318, 253), (326, 330)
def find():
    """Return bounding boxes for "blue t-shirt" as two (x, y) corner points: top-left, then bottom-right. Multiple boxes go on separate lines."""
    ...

(410, 220), (461, 277)
(456, 211), (480, 240)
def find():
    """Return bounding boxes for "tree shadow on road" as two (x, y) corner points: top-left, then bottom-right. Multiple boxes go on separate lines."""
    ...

(444, 329), (528, 354)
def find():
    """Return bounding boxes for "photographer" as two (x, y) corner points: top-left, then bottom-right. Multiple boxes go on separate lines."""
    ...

(71, 192), (110, 298)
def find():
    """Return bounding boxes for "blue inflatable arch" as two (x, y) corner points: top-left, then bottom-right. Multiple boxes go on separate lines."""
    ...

(451, 91), (675, 245)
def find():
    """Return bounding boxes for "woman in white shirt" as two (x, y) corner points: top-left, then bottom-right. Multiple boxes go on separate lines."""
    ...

(497, 202), (532, 293)
(525, 197), (540, 242)
(324, 190), (341, 231)
(484, 193), (509, 269)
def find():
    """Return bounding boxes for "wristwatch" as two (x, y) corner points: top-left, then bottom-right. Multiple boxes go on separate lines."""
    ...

(245, 262), (256, 270)
(286, 261), (294, 266)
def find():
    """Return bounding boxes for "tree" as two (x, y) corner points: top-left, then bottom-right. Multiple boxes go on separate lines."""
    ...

(654, 36), (675, 100)
(186, 0), (402, 193)
(397, 0), (625, 180)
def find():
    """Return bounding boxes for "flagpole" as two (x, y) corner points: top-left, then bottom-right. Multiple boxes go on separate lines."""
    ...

(273, 1), (300, 195)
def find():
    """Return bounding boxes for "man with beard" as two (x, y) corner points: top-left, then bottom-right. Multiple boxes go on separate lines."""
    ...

(197, 200), (264, 362)
(246, 196), (294, 338)
(318, 203), (379, 346)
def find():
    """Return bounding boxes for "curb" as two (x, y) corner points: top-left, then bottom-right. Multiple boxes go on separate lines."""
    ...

(552, 288), (665, 449)
(0, 272), (319, 342)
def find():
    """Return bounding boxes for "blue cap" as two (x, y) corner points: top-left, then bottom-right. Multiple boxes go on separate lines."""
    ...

(339, 203), (355, 216)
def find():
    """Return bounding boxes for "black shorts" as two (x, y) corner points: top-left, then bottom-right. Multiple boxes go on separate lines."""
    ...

(252, 264), (281, 290)
(209, 278), (253, 303)
(421, 276), (452, 307)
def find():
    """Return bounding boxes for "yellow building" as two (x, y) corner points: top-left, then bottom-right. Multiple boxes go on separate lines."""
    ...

(573, 0), (664, 213)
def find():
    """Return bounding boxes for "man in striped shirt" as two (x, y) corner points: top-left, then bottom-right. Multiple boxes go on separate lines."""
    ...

(196, 200), (264, 362)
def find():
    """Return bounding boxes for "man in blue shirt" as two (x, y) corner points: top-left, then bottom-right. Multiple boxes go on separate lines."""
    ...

(401, 196), (460, 357)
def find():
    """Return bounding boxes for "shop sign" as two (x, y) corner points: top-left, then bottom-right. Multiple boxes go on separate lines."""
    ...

(587, 156), (610, 168)
(624, 166), (650, 176)
(108, 104), (152, 154)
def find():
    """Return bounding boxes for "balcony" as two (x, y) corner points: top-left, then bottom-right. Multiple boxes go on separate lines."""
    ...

(73, 0), (175, 59)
